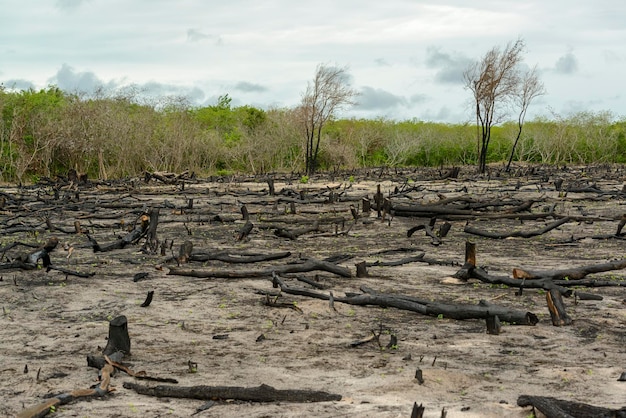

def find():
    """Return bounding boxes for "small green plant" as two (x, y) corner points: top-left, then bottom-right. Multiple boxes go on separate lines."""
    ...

(300, 175), (309, 184)
(216, 169), (233, 176)
(437, 314), (444, 319)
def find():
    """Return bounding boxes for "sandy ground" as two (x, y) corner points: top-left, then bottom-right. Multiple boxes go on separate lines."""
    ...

(1, 166), (625, 417)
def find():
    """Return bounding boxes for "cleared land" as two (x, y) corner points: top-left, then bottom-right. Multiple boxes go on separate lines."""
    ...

(1, 165), (625, 417)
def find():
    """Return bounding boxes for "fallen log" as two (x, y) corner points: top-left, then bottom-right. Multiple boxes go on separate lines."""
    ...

(17, 364), (114, 418)
(46, 264), (95, 278)
(189, 251), (292, 264)
(472, 266), (572, 295)
(356, 286), (538, 325)
(463, 217), (570, 239)
(87, 214), (150, 252)
(123, 382), (342, 403)
(513, 258), (626, 280)
(271, 275), (537, 325)
(364, 254), (426, 267)
(517, 395), (626, 418)
(407, 224), (441, 245)
(273, 220), (320, 240)
(17, 315), (129, 418)
(168, 258), (351, 279)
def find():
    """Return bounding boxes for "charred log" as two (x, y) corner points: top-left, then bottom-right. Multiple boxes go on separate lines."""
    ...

(517, 395), (626, 418)
(123, 382), (341, 403)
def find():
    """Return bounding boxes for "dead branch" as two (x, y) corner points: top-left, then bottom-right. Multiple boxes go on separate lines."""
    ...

(87, 214), (150, 252)
(365, 254), (426, 267)
(513, 258), (626, 280)
(273, 220), (320, 240)
(123, 382), (342, 403)
(271, 275), (537, 325)
(517, 395), (626, 418)
(168, 257), (351, 279)
(463, 217), (570, 239)
(546, 289), (572, 326)
(17, 364), (114, 418)
(188, 251), (292, 264)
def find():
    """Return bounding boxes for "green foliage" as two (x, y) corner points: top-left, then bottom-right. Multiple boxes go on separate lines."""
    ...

(0, 85), (625, 183)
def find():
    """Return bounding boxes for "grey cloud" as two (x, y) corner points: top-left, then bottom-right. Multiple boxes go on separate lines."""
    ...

(425, 47), (471, 84)
(374, 58), (390, 67)
(47, 64), (205, 104)
(2, 79), (35, 90)
(233, 81), (268, 93)
(187, 29), (223, 45)
(420, 106), (462, 123)
(602, 50), (624, 64)
(55, 0), (90, 12)
(134, 82), (206, 104)
(356, 86), (408, 110)
(410, 94), (428, 104)
(554, 52), (578, 74)
(49, 63), (116, 93)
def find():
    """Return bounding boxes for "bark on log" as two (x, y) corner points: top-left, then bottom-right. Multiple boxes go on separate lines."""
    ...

(273, 221), (320, 240)
(546, 289), (572, 326)
(364, 254), (427, 267)
(168, 258), (351, 279)
(517, 395), (626, 418)
(87, 214), (149, 252)
(140, 290), (154, 307)
(355, 261), (368, 278)
(463, 217), (570, 239)
(17, 364), (114, 418)
(122, 382), (342, 403)
(142, 208), (159, 253)
(355, 287), (538, 324)
(513, 258), (626, 280)
(177, 240), (194, 264)
(102, 315), (131, 356)
(411, 402), (425, 418)
(189, 251), (292, 264)
(271, 276), (537, 325)
(473, 265), (571, 295)
(237, 220), (253, 241)
(486, 315), (501, 335)
(407, 224), (441, 245)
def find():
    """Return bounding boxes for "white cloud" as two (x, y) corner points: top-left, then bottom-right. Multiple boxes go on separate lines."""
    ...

(0, 0), (624, 122)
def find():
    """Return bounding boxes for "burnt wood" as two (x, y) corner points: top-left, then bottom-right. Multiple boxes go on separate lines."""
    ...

(123, 382), (341, 403)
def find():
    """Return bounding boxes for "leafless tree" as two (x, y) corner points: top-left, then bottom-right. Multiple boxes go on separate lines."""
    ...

(464, 38), (530, 173)
(300, 64), (357, 175)
(505, 66), (546, 171)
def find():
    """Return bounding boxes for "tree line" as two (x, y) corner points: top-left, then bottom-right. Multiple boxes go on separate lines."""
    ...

(0, 39), (625, 183)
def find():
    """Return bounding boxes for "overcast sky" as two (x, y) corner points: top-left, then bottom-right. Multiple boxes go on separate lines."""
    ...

(1, 0), (625, 122)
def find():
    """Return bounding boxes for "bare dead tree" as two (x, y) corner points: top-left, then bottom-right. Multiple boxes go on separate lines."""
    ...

(505, 66), (546, 172)
(300, 64), (357, 175)
(463, 38), (526, 173)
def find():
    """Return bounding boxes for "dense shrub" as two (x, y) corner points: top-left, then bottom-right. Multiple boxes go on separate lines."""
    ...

(0, 85), (624, 182)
